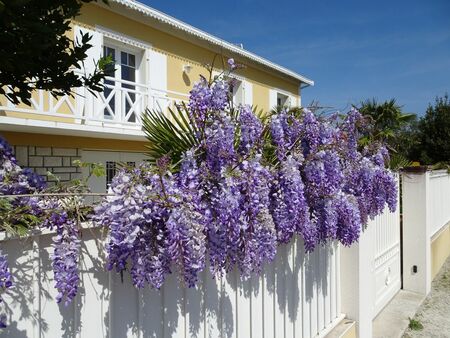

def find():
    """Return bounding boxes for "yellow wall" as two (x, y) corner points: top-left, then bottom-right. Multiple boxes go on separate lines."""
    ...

(76, 3), (301, 106)
(1, 131), (147, 152)
(431, 223), (450, 279)
(1, 3), (301, 116)
(253, 84), (270, 113)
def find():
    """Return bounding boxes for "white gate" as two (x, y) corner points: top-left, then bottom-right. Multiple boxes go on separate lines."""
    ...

(371, 175), (401, 316)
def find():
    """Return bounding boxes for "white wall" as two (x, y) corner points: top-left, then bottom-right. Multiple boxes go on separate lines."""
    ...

(0, 231), (341, 338)
(402, 169), (450, 295)
(428, 170), (450, 237)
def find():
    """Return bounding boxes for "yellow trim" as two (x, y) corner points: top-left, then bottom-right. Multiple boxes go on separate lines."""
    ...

(431, 223), (450, 279)
(1, 132), (147, 152)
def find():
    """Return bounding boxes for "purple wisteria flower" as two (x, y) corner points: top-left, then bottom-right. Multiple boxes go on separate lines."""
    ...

(188, 76), (229, 129)
(227, 58), (236, 70)
(0, 252), (13, 327)
(271, 156), (309, 244)
(51, 216), (80, 306)
(0, 136), (46, 195)
(238, 105), (263, 155)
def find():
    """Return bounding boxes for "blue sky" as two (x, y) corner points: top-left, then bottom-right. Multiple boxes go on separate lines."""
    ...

(142, 0), (450, 115)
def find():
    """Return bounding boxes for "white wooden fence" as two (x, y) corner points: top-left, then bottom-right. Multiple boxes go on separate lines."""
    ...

(0, 229), (342, 338)
(403, 169), (450, 296)
(428, 170), (450, 237)
(341, 174), (401, 337)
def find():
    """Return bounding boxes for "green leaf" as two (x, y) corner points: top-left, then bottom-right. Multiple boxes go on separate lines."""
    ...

(142, 105), (199, 170)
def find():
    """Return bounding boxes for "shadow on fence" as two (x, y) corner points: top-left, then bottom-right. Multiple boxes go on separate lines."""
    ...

(1, 229), (335, 338)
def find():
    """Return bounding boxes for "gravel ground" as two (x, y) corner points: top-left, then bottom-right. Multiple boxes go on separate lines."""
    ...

(403, 256), (450, 338)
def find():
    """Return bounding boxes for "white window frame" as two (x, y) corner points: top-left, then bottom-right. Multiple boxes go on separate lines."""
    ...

(96, 26), (152, 123)
(213, 71), (247, 107)
(276, 92), (290, 108)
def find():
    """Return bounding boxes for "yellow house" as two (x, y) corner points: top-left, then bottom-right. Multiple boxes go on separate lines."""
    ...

(0, 0), (313, 192)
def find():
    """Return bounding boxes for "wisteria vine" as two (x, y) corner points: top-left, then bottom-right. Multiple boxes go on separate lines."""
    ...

(94, 60), (397, 290)
(0, 59), (398, 328)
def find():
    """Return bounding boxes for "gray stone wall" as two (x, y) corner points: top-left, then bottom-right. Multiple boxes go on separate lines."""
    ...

(12, 146), (83, 184)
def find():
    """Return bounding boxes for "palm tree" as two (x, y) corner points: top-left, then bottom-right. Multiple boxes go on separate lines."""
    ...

(358, 98), (416, 145)
(358, 99), (417, 170)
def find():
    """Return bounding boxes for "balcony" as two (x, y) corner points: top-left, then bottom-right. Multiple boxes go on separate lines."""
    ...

(0, 76), (189, 140)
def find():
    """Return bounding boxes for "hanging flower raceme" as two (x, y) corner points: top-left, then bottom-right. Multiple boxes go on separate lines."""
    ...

(237, 157), (277, 277)
(238, 105), (263, 155)
(51, 216), (80, 306)
(271, 156), (309, 244)
(188, 76), (229, 129)
(0, 136), (48, 327)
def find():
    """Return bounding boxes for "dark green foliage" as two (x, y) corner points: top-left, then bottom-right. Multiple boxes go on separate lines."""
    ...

(0, 198), (40, 236)
(0, 0), (110, 105)
(358, 98), (416, 146)
(358, 99), (417, 169)
(360, 94), (450, 165)
(415, 94), (450, 164)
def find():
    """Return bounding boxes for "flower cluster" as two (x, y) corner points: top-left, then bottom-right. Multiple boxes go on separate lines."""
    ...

(93, 163), (207, 289)
(42, 201), (81, 306)
(0, 136), (48, 327)
(94, 68), (397, 291)
(0, 137), (45, 195)
(0, 59), (398, 307)
(188, 76), (229, 129)
(0, 136), (83, 310)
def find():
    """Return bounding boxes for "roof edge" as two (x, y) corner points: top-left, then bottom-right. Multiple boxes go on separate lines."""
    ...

(107, 0), (314, 86)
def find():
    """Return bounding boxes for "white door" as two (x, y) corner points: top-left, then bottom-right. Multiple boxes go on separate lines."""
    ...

(81, 150), (146, 197)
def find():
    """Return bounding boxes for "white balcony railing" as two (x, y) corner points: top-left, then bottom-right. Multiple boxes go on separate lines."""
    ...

(0, 76), (189, 131)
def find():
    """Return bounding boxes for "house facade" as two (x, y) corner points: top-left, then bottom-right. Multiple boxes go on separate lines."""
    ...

(0, 0), (313, 192)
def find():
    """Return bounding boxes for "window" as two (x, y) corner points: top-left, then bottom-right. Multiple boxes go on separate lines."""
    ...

(229, 78), (244, 106)
(105, 161), (138, 189)
(102, 44), (139, 122)
(103, 47), (116, 119)
(277, 93), (289, 108)
(106, 161), (117, 188)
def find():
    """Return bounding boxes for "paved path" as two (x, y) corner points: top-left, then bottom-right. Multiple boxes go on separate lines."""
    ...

(403, 256), (450, 338)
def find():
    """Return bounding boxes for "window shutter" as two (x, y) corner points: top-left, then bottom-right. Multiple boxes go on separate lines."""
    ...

(243, 81), (253, 106)
(269, 89), (277, 110)
(289, 95), (298, 107)
(148, 49), (168, 111)
(74, 26), (103, 76)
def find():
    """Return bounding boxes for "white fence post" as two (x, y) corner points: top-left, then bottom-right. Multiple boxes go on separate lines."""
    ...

(340, 224), (375, 338)
(402, 169), (431, 295)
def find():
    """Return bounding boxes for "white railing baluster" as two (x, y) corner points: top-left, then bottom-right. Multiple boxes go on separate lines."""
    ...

(0, 76), (189, 130)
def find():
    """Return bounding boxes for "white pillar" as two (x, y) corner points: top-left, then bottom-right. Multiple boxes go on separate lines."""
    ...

(340, 224), (375, 338)
(402, 170), (431, 295)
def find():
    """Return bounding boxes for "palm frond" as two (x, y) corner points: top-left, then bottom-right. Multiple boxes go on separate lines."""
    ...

(389, 153), (412, 170)
(142, 105), (199, 169)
